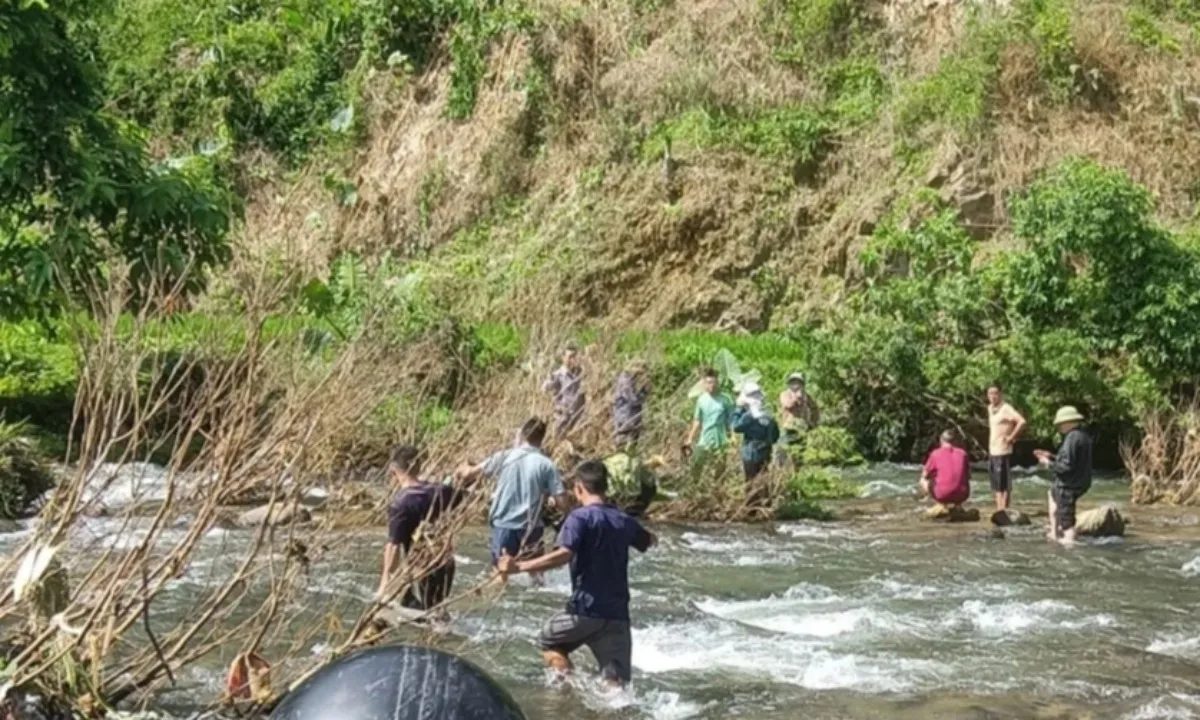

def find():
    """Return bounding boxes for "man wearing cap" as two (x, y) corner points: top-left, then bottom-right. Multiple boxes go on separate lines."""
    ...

(1034, 406), (1093, 544)
(779, 373), (820, 465)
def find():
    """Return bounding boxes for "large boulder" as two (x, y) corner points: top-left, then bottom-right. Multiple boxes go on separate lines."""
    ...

(925, 504), (981, 523)
(1074, 506), (1126, 537)
(991, 509), (1032, 527)
(235, 504), (311, 528)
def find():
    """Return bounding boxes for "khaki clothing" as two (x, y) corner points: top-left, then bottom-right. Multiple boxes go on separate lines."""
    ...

(779, 390), (820, 432)
(988, 402), (1021, 457)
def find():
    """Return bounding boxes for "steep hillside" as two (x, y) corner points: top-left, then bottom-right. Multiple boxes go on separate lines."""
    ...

(223, 0), (1200, 331)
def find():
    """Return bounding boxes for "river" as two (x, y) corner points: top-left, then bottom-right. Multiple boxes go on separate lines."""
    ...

(11, 464), (1200, 719)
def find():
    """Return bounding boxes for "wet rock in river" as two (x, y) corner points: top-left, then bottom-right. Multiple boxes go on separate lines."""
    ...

(235, 504), (312, 528)
(924, 504), (981, 522)
(0, 518), (22, 533)
(1075, 506), (1126, 537)
(990, 509), (1031, 527)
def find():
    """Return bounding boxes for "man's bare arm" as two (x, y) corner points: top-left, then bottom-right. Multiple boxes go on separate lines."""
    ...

(501, 547), (573, 575)
(377, 543), (401, 598)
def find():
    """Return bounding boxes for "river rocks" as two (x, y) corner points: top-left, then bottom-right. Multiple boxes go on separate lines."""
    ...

(235, 504), (312, 528)
(924, 504), (981, 522)
(990, 509), (1032, 527)
(1074, 506), (1126, 537)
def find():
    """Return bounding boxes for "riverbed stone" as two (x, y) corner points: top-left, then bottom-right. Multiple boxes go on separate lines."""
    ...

(1074, 506), (1126, 537)
(990, 509), (1032, 527)
(235, 504), (312, 528)
(925, 504), (981, 522)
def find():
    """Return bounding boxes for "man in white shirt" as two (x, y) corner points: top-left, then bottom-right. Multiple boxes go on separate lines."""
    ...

(986, 383), (1027, 512)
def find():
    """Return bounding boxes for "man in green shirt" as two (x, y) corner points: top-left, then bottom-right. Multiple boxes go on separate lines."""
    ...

(683, 367), (732, 459)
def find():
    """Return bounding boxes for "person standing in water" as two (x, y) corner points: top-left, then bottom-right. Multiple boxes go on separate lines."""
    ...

(544, 344), (586, 440)
(612, 359), (650, 450)
(731, 382), (781, 481)
(778, 372), (819, 464)
(377, 445), (475, 614)
(986, 383), (1027, 512)
(683, 367), (733, 464)
(1035, 406), (1093, 545)
(497, 460), (656, 687)
(919, 430), (971, 508)
(458, 418), (568, 579)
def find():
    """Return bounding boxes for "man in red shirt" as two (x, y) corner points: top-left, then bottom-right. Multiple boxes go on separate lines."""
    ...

(919, 430), (971, 507)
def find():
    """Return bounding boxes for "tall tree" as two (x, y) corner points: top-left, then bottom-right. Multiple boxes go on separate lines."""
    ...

(0, 0), (230, 318)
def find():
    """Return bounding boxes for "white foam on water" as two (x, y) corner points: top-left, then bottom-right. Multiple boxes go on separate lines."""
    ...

(1181, 556), (1200, 577)
(859, 480), (910, 498)
(775, 523), (856, 540)
(949, 599), (1115, 635)
(865, 575), (1017, 602)
(677, 531), (802, 567)
(1125, 694), (1200, 719)
(632, 620), (939, 693)
(78, 462), (180, 507)
(1148, 634), (1200, 660)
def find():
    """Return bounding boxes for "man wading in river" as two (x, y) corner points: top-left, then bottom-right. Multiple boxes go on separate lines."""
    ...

(459, 418), (568, 585)
(987, 383), (1027, 512)
(377, 445), (475, 617)
(1035, 406), (1093, 545)
(497, 460), (656, 688)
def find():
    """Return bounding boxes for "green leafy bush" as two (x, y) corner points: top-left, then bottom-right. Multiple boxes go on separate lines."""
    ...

(809, 158), (1200, 458)
(801, 426), (866, 466)
(100, 0), (482, 161)
(775, 467), (856, 520)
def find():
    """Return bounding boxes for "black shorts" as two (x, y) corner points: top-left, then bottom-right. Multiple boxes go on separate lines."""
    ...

(1052, 483), (1088, 532)
(539, 612), (632, 683)
(401, 561), (455, 611)
(989, 455), (1012, 493)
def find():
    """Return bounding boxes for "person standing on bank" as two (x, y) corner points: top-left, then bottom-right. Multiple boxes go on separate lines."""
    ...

(1034, 406), (1093, 545)
(377, 445), (476, 615)
(683, 367), (732, 462)
(458, 418), (568, 582)
(987, 383), (1027, 512)
(544, 344), (586, 440)
(612, 359), (650, 450)
(779, 373), (819, 464)
(731, 382), (781, 481)
(497, 460), (656, 687)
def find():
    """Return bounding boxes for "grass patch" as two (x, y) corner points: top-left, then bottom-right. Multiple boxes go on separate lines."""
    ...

(641, 106), (829, 164)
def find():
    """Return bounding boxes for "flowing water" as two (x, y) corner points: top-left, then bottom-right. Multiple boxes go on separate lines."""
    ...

(12, 464), (1200, 719)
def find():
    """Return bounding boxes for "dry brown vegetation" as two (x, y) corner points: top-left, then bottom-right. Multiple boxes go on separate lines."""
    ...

(1126, 397), (1200, 506)
(237, 0), (1200, 335)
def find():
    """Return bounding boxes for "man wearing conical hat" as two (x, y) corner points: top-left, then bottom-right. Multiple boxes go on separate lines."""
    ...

(1034, 406), (1093, 545)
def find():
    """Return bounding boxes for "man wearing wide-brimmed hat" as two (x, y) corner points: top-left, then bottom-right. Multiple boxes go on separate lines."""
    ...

(1034, 406), (1094, 545)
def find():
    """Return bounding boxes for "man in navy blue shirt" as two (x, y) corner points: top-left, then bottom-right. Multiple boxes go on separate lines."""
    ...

(377, 445), (475, 614)
(497, 459), (656, 686)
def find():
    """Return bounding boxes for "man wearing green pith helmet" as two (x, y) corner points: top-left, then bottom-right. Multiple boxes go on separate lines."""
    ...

(1034, 406), (1093, 546)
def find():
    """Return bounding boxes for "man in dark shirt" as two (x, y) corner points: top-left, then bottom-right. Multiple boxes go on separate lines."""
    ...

(497, 459), (656, 686)
(377, 445), (473, 615)
(1035, 406), (1093, 545)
